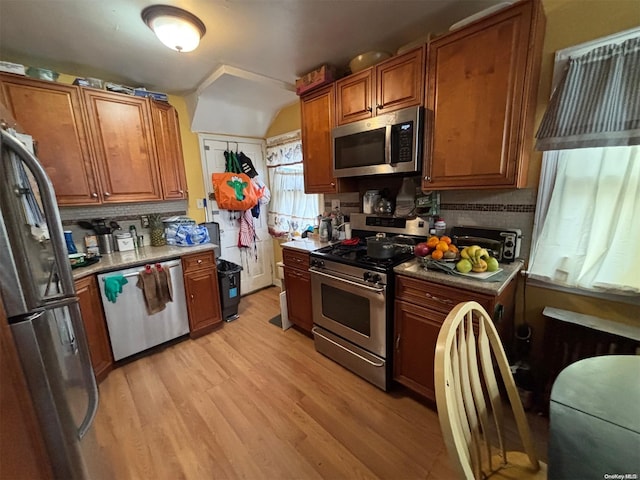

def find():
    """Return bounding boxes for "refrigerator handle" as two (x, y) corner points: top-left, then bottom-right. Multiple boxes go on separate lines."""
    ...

(68, 302), (99, 439)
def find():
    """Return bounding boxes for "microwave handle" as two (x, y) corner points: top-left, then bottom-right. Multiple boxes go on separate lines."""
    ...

(385, 124), (392, 165)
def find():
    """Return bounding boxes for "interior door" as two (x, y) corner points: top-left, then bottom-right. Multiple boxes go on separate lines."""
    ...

(200, 135), (273, 294)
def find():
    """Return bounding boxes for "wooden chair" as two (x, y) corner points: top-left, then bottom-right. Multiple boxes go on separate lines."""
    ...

(434, 301), (547, 480)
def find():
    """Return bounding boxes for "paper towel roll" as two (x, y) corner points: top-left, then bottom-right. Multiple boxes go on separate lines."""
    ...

(344, 223), (352, 239)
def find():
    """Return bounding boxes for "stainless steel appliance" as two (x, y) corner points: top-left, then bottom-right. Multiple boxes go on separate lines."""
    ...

(332, 106), (424, 178)
(0, 129), (101, 478)
(450, 225), (522, 263)
(310, 213), (430, 390)
(97, 259), (188, 361)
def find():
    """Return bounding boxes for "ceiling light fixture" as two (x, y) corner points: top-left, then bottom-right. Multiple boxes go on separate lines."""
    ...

(142, 5), (206, 53)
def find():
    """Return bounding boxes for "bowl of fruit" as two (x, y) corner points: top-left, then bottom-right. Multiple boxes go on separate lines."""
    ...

(414, 235), (460, 265)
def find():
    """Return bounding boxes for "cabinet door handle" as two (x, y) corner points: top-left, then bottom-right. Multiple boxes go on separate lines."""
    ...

(377, 104), (383, 110)
(366, 106), (372, 112)
(425, 292), (454, 305)
(91, 192), (98, 198)
(424, 175), (431, 182)
(104, 192), (111, 197)
(179, 189), (184, 194)
(190, 294), (194, 301)
(197, 259), (203, 264)
(395, 335), (401, 350)
(330, 182), (335, 187)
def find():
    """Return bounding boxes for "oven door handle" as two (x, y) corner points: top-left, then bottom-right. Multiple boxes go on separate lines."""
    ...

(310, 269), (385, 294)
(312, 327), (385, 367)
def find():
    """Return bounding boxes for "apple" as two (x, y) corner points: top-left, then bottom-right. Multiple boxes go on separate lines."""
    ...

(414, 242), (431, 257)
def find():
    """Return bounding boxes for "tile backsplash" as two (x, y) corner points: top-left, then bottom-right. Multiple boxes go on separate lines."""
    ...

(60, 200), (188, 253)
(325, 188), (537, 261)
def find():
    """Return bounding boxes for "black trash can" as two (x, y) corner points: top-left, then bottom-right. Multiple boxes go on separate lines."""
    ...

(217, 259), (243, 321)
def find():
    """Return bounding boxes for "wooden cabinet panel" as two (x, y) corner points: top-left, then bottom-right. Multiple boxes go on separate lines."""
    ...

(423, 0), (545, 190)
(335, 69), (374, 125)
(394, 273), (517, 401)
(83, 90), (162, 203)
(301, 85), (355, 194)
(396, 275), (492, 314)
(182, 252), (222, 338)
(283, 247), (313, 333)
(335, 47), (425, 126)
(284, 267), (313, 333)
(0, 74), (100, 205)
(376, 47), (425, 114)
(182, 250), (216, 273)
(394, 300), (443, 401)
(150, 100), (188, 200)
(74, 275), (113, 382)
(282, 248), (310, 270)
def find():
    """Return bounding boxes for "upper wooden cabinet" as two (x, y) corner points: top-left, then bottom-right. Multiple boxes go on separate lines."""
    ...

(423, 0), (545, 190)
(0, 74), (100, 205)
(336, 47), (425, 125)
(83, 89), (162, 203)
(150, 100), (188, 200)
(0, 73), (188, 205)
(300, 85), (355, 194)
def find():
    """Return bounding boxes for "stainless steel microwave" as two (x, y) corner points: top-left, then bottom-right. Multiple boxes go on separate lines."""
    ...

(332, 106), (423, 178)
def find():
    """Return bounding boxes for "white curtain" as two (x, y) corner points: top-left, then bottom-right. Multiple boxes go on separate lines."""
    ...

(528, 146), (640, 295)
(266, 134), (322, 237)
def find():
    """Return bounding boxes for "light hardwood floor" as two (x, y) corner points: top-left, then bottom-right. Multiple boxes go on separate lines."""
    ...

(92, 286), (547, 479)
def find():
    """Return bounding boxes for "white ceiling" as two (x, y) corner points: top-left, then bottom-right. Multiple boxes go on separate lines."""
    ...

(0, 0), (504, 136)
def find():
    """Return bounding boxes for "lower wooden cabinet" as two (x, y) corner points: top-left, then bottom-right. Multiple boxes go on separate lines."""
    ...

(282, 248), (313, 333)
(74, 275), (113, 383)
(394, 274), (516, 402)
(182, 251), (223, 338)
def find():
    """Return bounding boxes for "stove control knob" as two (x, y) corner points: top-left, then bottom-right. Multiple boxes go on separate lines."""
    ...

(371, 274), (382, 284)
(363, 272), (372, 282)
(311, 259), (324, 268)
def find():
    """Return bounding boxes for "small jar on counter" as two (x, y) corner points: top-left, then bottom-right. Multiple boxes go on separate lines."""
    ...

(434, 217), (446, 236)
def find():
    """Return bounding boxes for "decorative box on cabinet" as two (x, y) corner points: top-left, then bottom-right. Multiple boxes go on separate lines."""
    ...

(423, 0), (545, 190)
(0, 73), (101, 205)
(182, 251), (223, 338)
(393, 274), (516, 401)
(282, 248), (313, 333)
(336, 46), (425, 126)
(75, 275), (113, 382)
(300, 85), (356, 194)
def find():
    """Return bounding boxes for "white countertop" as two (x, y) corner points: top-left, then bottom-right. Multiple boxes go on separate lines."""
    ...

(281, 238), (332, 252)
(394, 258), (524, 296)
(72, 243), (216, 280)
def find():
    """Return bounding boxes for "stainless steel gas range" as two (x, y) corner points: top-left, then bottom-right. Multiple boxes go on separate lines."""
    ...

(309, 214), (430, 390)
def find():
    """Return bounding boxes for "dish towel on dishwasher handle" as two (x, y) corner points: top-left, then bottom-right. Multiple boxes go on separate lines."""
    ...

(136, 265), (173, 315)
(103, 275), (128, 303)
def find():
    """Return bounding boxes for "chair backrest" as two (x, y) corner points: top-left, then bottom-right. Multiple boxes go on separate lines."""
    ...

(434, 301), (540, 480)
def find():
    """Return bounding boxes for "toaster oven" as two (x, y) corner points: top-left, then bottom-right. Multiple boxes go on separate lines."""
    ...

(450, 226), (522, 263)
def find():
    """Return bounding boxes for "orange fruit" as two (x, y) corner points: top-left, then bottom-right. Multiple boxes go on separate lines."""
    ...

(431, 249), (444, 260)
(436, 241), (449, 252)
(440, 235), (452, 245)
(426, 236), (440, 248)
(448, 244), (459, 254)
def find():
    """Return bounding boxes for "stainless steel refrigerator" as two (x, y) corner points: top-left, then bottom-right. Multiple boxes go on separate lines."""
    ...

(0, 128), (100, 478)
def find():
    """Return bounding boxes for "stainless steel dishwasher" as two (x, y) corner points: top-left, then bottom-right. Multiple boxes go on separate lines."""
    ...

(97, 259), (189, 361)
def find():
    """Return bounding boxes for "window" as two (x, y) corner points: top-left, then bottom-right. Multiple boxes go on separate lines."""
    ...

(265, 132), (322, 238)
(528, 146), (639, 296)
(530, 28), (640, 300)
